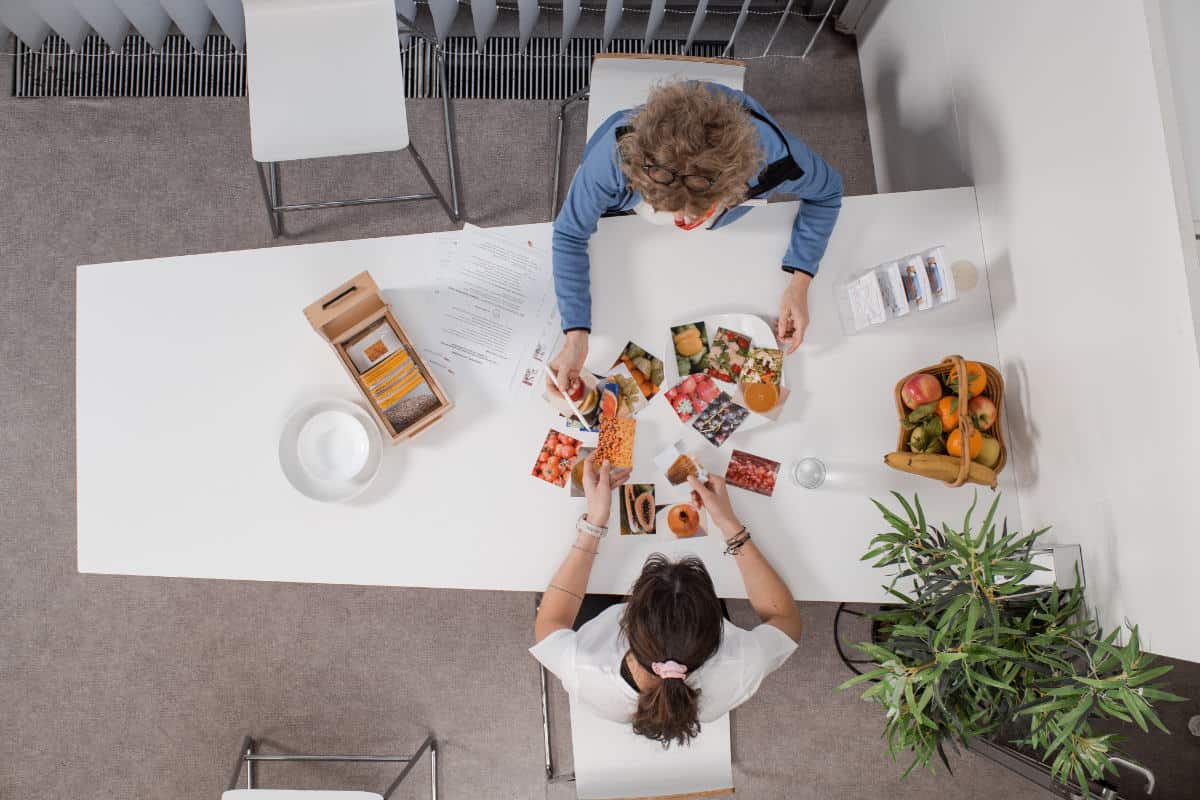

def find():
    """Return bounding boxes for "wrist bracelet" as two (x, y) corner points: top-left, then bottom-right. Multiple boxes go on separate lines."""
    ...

(723, 527), (751, 556)
(577, 513), (608, 539)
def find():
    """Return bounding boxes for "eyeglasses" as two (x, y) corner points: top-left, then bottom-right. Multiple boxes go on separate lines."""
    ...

(643, 162), (719, 192)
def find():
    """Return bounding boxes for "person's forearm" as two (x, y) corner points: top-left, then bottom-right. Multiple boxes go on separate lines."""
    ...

(551, 230), (594, 332)
(534, 531), (600, 642)
(720, 523), (803, 641)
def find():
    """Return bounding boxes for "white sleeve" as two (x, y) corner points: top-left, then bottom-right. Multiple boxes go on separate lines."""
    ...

(529, 628), (580, 696)
(729, 623), (799, 709)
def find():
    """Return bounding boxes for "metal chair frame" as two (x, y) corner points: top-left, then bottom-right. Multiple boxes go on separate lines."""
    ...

(226, 734), (438, 800)
(253, 12), (461, 237)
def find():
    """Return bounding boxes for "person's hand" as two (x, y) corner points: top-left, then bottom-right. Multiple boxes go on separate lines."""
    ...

(582, 453), (630, 529)
(547, 330), (590, 398)
(687, 474), (743, 538)
(776, 271), (812, 355)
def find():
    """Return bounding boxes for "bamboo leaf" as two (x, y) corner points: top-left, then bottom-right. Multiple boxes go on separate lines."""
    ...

(836, 668), (890, 691)
(1118, 686), (1148, 732)
(1127, 665), (1173, 686)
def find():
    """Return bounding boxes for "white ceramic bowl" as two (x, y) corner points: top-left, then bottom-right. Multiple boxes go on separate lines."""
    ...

(297, 410), (370, 482)
(279, 399), (383, 502)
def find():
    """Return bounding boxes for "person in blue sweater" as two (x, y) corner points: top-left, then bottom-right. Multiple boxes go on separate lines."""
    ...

(548, 80), (843, 397)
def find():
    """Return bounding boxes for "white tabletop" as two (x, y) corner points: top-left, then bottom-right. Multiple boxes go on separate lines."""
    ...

(76, 186), (1019, 599)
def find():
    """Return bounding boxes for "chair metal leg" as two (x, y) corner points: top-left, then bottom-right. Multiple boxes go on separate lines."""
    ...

(227, 736), (255, 791)
(551, 87), (589, 219)
(381, 734), (436, 800)
(434, 47), (461, 221)
(540, 663), (554, 780)
(254, 163), (281, 238)
(409, 144), (454, 223)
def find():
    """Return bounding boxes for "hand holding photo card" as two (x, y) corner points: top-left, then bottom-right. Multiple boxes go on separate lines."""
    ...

(613, 341), (664, 400)
(671, 322), (710, 376)
(545, 367), (600, 431)
(663, 374), (721, 423)
(531, 429), (583, 487)
(569, 446), (595, 497)
(706, 327), (752, 383)
(595, 416), (636, 469)
(692, 392), (750, 447)
(653, 440), (709, 486)
(620, 484), (657, 535)
(725, 449), (781, 497)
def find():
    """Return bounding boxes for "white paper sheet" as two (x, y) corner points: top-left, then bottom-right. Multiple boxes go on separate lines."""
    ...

(420, 224), (561, 400)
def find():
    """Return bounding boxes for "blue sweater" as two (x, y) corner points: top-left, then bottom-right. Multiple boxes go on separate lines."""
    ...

(551, 84), (844, 332)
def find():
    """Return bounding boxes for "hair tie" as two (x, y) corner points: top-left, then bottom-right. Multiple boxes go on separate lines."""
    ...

(651, 660), (689, 680)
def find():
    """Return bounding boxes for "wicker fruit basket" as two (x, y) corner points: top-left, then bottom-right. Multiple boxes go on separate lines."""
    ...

(884, 354), (1007, 489)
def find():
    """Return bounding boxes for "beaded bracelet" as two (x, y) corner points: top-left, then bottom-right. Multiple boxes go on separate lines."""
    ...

(723, 527), (751, 556)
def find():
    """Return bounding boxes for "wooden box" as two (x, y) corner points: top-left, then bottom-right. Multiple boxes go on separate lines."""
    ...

(304, 271), (452, 443)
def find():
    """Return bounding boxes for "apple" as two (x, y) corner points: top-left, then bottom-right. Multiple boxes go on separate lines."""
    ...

(901, 373), (943, 409)
(969, 396), (997, 431)
(975, 435), (1001, 468)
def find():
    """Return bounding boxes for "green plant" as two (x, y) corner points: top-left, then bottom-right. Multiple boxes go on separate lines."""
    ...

(838, 492), (1184, 794)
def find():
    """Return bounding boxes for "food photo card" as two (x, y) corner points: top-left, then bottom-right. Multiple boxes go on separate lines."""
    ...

(735, 382), (791, 421)
(742, 347), (783, 385)
(531, 429), (583, 487)
(595, 416), (636, 469)
(706, 327), (752, 383)
(620, 484), (658, 535)
(671, 322), (710, 376)
(605, 364), (648, 416)
(344, 319), (404, 374)
(663, 374), (721, 424)
(725, 449), (781, 497)
(692, 392), (750, 447)
(544, 368), (601, 431)
(653, 440), (708, 486)
(569, 446), (595, 497)
(612, 342), (665, 401)
(657, 502), (708, 539)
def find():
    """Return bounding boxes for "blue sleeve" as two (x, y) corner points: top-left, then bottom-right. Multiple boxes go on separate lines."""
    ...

(552, 114), (631, 332)
(775, 132), (843, 276)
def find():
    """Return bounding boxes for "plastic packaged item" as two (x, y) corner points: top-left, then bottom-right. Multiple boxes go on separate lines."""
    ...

(835, 245), (959, 335)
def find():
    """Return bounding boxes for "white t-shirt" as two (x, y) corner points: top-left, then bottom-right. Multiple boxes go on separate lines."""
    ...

(529, 603), (798, 723)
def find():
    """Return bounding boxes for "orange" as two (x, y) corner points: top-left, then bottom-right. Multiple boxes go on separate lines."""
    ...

(935, 396), (960, 431)
(742, 382), (779, 413)
(947, 427), (983, 459)
(948, 361), (987, 397)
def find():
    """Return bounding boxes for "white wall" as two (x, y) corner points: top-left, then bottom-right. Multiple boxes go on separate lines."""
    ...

(858, 0), (1200, 662)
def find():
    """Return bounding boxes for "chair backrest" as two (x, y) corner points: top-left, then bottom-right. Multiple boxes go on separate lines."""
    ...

(585, 54), (747, 142)
(243, 0), (410, 162)
(568, 698), (734, 800)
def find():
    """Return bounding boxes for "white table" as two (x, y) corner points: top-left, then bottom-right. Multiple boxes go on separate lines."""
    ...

(76, 186), (1020, 599)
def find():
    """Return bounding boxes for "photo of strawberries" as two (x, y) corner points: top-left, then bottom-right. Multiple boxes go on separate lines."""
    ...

(531, 429), (583, 487)
(663, 374), (721, 423)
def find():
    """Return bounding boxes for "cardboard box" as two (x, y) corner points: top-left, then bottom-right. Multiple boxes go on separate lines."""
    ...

(304, 271), (452, 443)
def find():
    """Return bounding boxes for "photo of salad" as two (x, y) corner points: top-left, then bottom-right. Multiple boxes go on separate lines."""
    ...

(705, 327), (752, 383)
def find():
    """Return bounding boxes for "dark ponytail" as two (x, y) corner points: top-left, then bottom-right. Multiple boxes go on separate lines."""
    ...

(622, 554), (724, 747)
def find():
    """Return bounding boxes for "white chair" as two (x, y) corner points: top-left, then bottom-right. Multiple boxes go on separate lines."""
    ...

(243, 0), (459, 236)
(569, 702), (734, 800)
(538, 595), (735, 800)
(224, 735), (437, 800)
(552, 53), (747, 216)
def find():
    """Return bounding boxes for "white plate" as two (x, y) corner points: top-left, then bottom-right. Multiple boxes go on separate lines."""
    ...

(664, 313), (787, 437)
(279, 399), (383, 502)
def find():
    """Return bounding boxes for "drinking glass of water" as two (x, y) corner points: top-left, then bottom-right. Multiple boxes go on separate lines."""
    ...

(791, 457), (826, 489)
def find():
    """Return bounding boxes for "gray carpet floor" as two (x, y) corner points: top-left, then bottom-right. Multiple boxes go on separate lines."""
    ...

(4, 7), (1170, 799)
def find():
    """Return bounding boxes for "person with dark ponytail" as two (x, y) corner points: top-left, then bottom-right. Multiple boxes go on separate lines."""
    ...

(532, 454), (803, 747)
